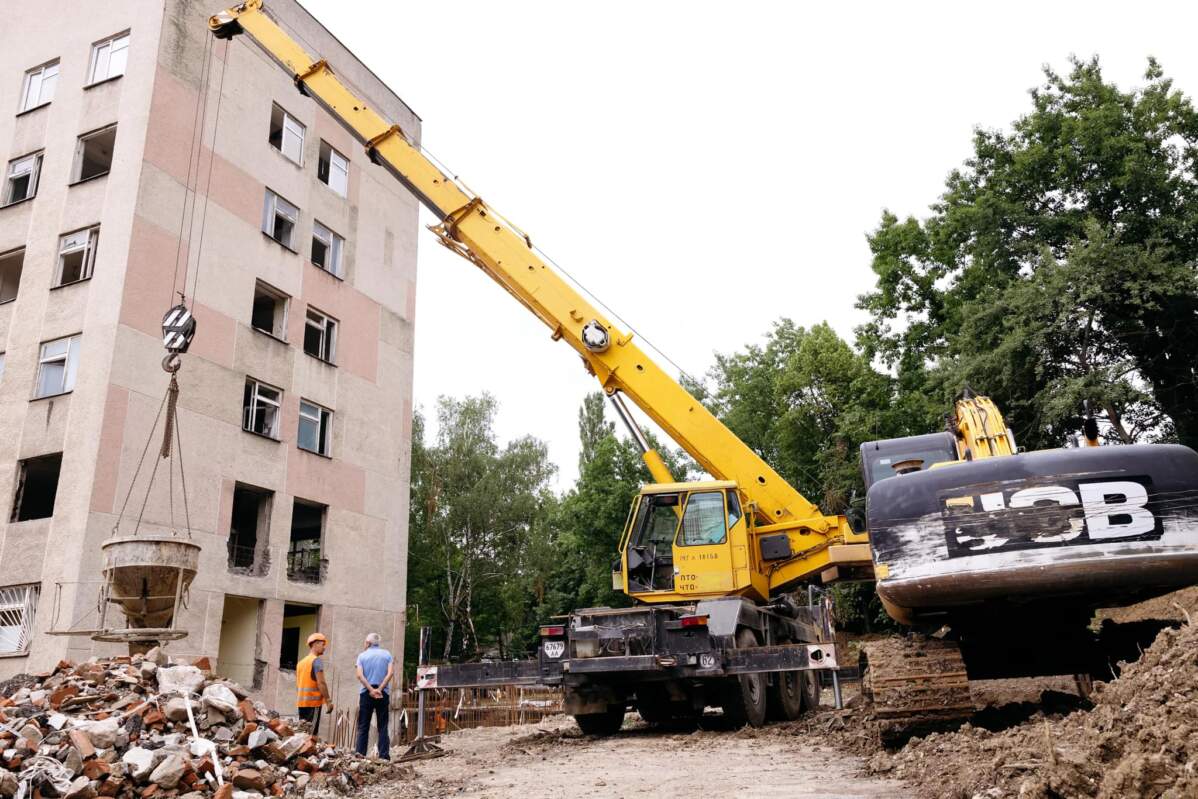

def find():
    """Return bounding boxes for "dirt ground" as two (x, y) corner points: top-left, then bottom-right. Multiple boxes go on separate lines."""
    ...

(372, 716), (908, 799)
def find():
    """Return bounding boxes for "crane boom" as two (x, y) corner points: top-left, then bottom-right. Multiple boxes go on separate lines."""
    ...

(211, 1), (837, 533)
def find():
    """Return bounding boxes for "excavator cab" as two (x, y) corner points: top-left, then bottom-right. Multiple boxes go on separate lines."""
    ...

(616, 481), (745, 601)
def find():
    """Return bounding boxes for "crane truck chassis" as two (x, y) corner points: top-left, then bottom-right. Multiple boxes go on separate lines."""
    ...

(418, 596), (837, 733)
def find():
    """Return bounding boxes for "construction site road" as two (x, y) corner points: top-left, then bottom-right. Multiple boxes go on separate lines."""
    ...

(375, 716), (905, 799)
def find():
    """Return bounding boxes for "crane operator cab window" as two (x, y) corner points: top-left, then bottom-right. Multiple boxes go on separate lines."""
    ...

(679, 492), (728, 546)
(626, 493), (681, 592)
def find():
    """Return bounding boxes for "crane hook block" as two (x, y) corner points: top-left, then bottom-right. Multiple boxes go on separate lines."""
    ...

(162, 304), (197, 355)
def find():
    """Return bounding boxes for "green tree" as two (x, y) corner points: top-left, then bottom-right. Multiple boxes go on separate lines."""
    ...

(406, 394), (557, 663)
(860, 57), (1198, 448)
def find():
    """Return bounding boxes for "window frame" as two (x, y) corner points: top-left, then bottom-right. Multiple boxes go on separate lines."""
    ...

(250, 279), (290, 341)
(243, 378), (283, 440)
(310, 220), (344, 277)
(303, 307), (337, 363)
(4, 152), (43, 206)
(297, 399), (332, 456)
(55, 227), (100, 287)
(676, 490), (730, 547)
(0, 584), (41, 655)
(261, 189), (299, 250)
(19, 61), (58, 113)
(317, 141), (349, 197)
(269, 104), (306, 165)
(87, 32), (130, 86)
(71, 125), (117, 184)
(0, 248), (24, 304)
(34, 334), (81, 399)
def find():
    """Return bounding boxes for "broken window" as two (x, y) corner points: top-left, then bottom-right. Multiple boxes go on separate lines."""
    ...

(12, 453), (62, 522)
(35, 335), (80, 398)
(262, 189), (298, 249)
(268, 104), (305, 165)
(303, 308), (336, 363)
(0, 249), (23, 303)
(288, 500), (326, 583)
(310, 221), (343, 277)
(218, 595), (264, 689)
(317, 141), (349, 197)
(251, 280), (288, 339)
(227, 484), (272, 573)
(243, 378), (282, 439)
(20, 61), (58, 112)
(88, 32), (129, 85)
(0, 585), (40, 655)
(280, 602), (320, 670)
(72, 126), (116, 183)
(297, 400), (332, 456)
(4, 153), (43, 205)
(56, 227), (99, 286)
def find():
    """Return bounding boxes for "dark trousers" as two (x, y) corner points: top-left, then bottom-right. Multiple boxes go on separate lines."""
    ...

(297, 705), (322, 735)
(356, 688), (390, 758)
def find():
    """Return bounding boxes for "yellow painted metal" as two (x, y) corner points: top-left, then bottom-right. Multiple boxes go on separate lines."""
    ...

(952, 394), (1015, 460)
(209, 2), (873, 602)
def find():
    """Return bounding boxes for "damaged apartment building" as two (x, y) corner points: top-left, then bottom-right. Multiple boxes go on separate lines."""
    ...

(0, 0), (418, 714)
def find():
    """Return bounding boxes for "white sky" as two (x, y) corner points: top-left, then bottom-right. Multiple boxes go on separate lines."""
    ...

(298, 0), (1198, 490)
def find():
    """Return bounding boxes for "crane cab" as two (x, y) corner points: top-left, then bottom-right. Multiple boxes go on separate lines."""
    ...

(614, 480), (759, 603)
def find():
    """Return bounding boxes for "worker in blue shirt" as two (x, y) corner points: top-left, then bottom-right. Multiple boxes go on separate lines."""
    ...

(355, 632), (395, 759)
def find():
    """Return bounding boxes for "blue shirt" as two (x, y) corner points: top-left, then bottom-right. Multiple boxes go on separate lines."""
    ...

(356, 645), (394, 694)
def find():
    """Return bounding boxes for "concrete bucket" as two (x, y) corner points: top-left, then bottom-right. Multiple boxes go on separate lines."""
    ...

(94, 536), (201, 643)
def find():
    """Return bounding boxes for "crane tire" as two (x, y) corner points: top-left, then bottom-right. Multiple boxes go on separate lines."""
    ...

(721, 628), (768, 728)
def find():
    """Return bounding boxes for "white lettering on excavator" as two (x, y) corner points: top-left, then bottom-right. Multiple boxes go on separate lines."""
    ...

(944, 479), (1157, 553)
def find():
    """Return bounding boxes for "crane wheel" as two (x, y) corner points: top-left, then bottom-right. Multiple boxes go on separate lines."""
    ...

(766, 669), (804, 721)
(573, 706), (626, 736)
(721, 628), (768, 728)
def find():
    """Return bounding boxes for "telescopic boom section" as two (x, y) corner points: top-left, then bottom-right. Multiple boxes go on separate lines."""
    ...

(210, 1), (841, 535)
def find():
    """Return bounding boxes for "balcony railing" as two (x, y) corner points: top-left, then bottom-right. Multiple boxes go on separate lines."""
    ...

(287, 547), (323, 583)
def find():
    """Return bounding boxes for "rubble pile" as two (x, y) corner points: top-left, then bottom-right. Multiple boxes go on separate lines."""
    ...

(0, 650), (409, 799)
(863, 619), (1198, 799)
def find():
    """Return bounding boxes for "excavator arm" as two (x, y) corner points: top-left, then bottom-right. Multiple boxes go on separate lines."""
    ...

(209, 2), (869, 596)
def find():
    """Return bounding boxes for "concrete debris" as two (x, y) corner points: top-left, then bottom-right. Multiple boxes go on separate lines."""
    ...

(0, 655), (412, 798)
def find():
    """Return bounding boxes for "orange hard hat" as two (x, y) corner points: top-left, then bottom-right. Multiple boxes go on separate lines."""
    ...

(307, 633), (327, 645)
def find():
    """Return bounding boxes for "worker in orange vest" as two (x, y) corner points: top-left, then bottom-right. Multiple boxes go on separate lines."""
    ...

(296, 632), (334, 734)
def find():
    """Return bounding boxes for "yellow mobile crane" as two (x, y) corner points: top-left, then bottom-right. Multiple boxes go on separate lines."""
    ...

(210, 2), (1198, 736)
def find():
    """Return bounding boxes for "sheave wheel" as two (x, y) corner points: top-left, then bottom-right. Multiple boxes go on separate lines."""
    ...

(722, 628), (768, 728)
(574, 706), (625, 736)
(766, 669), (805, 721)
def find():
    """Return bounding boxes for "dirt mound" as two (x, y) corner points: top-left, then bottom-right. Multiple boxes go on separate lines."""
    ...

(862, 620), (1198, 798)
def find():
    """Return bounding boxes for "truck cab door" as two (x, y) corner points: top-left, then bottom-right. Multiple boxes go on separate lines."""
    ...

(672, 490), (739, 595)
(625, 493), (683, 593)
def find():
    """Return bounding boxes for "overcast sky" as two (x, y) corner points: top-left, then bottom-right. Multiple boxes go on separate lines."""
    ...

(298, 0), (1198, 490)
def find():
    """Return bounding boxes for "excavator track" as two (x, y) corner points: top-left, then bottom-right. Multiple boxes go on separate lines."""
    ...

(860, 636), (974, 747)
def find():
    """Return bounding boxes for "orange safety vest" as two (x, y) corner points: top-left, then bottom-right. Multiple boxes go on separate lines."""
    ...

(296, 653), (324, 708)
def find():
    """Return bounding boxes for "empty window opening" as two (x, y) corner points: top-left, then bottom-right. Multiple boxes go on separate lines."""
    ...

(280, 602), (320, 670)
(243, 378), (282, 439)
(317, 141), (348, 196)
(0, 249), (24, 303)
(303, 308), (336, 363)
(89, 32), (129, 85)
(268, 104), (305, 165)
(251, 280), (288, 339)
(227, 484), (272, 575)
(20, 61), (58, 112)
(0, 585), (40, 655)
(73, 126), (116, 183)
(218, 595), (265, 689)
(288, 499), (326, 583)
(12, 453), (62, 522)
(35, 335), (80, 399)
(56, 227), (99, 286)
(4, 153), (43, 205)
(262, 189), (298, 249)
(297, 400), (332, 457)
(310, 221), (344, 276)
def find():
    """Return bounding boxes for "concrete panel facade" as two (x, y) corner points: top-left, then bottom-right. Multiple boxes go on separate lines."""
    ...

(0, 0), (418, 714)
